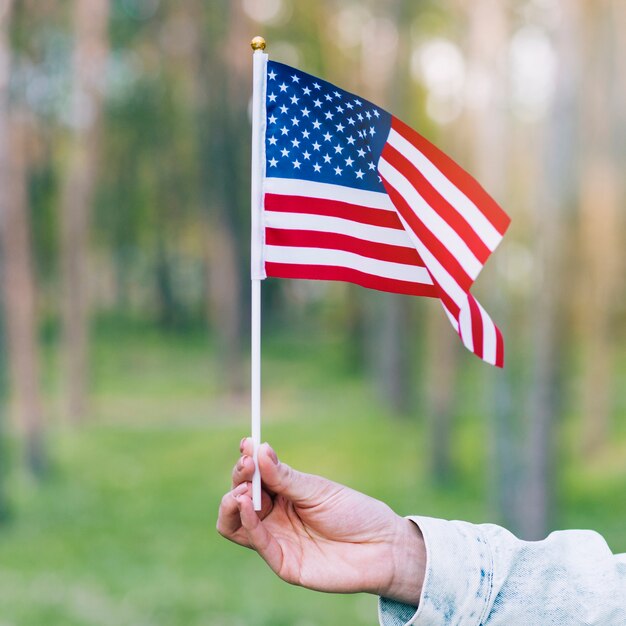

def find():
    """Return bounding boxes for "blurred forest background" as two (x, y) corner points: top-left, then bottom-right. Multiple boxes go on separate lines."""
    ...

(0, 0), (624, 624)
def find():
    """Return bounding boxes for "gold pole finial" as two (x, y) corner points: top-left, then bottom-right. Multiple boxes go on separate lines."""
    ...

(251, 36), (266, 51)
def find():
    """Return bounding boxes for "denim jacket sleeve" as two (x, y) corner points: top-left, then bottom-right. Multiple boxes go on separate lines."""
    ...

(378, 515), (626, 626)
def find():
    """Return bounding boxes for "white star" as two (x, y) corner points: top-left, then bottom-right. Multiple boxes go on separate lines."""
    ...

(313, 163), (322, 173)
(281, 148), (289, 157)
(369, 127), (376, 136)
(291, 138), (300, 148)
(292, 159), (301, 169)
(347, 117), (355, 126)
(268, 93), (277, 103)
(302, 129), (310, 139)
(325, 93), (333, 101)
(269, 157), (278, 167)
(303, 150), (311, 160)
(312, 141), (321, 151)
(334, 144), (343, 154)
(312, 120), (322, 130)
(346, 136), (355, 145)
(373, 109), (380, 118)
(268, 114), (277, 124)
(291, 74), (300, 83)
(313, 99), (322, 108)
(334, 91), (341, 98)
(357, 148), (366, 157)
(303, 86), (311, 95)
(346, 101), (354, 109)
(323, 131), (332, 142)
(323, 153), (332, 163)
(268, 70), (277, 80)
(290, 95), (300, 105)
(335, 123), (344, 132)
(336, 105), (344, 113)
(301, 107), (310, 117)
(355, 99), (362, 106)
(313, 82), (321, 90)
(279, 82), (288, 92)
(334, 165), (343, 175)
(279, 104), (288, 114)
(355, 169), (364, 179)
(268, 136), (278, 146)
(378, 175), (382, 182)
(365, 110), (372, 119)
(357, 113), (363, 121)
(368, 161), (376, 170)
(345, 156), (354, 167)
(280, 126), (289, 136)
(324, 111), (334, 120)
(291, 116), (299, 126)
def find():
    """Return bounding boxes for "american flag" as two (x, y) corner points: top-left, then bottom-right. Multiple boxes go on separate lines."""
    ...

(260, 60), (510, 367)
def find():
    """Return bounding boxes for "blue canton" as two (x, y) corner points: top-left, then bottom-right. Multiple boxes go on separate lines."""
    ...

(265, 61), (392, 193)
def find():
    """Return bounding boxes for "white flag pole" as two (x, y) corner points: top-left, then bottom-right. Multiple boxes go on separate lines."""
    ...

(250, 36), (268, 511)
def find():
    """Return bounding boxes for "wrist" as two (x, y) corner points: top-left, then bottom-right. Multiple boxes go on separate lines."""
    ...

(382, 516), (426, 605)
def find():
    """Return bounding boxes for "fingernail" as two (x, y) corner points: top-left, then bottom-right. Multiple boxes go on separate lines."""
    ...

(239, 437), (247, 453)
(264, 443), (278, 465)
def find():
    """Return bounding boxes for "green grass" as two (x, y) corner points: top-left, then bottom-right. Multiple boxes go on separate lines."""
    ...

(0, 319), (624, 625)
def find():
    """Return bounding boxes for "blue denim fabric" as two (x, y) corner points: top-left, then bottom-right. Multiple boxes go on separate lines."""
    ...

(378, 516), (626, 625)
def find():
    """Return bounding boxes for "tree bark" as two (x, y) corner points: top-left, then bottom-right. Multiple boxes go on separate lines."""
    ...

(522, 3), (580, 540)
(577, 0), (621, 455)
(59, 0), (110, 421)
(1, 114), (47, 477)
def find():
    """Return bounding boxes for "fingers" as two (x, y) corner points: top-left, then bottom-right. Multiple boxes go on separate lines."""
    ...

(257, 442), (333, 506)
(237, 493), (284, 575)
(216, 482), (251, 545)
(231, 453), (255, 489)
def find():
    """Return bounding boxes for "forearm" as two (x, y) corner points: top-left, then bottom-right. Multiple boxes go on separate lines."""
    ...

(379, 517), (626, 626)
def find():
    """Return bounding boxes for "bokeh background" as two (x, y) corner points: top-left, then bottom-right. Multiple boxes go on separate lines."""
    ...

(0, 0), (624, 624)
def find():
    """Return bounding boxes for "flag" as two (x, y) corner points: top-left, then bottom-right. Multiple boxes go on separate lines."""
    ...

(256, 60), (510, 367)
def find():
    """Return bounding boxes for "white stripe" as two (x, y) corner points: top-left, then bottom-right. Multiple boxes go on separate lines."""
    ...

(387, 128), (503, 251)
(379, 159), (482, 280)
(395, 212), (466, 308)
(264, 177), (395, 211)
(458, 297), (474, 353)
(477, 298), (497, 365)
(264, 211), (414, 249)
(265, 245), (433, 285)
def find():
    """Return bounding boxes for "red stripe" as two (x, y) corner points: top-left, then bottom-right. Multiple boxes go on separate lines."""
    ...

(265, 193), (404, 230)
(265, 228), (425, 267)
(265, 262), (437, 298)
(382, 143), (491, 264)
(381, 177), (474, 293)
(468, 295), (483, 360)
(495, 325), (504, 368)
(391, 117), (511, 235)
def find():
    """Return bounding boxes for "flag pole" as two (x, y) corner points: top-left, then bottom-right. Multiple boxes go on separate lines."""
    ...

(250, 36), (267, 511)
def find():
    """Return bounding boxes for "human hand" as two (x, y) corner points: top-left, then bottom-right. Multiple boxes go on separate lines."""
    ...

(217, 439), (426, 605)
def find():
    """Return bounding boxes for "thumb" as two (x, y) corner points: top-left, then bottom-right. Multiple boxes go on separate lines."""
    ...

(257, 443), (329, 505)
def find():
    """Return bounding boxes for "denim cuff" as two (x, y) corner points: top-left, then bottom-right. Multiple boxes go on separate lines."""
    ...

(379, 516), (494, 626)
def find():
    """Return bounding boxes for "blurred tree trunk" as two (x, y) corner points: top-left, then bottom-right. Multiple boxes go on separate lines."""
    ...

(191, 0), (246, 394)
(426, 307), (459, 483)
(577, 0), (621, 454)
(522, 4), (580, 540)
(0, 0), (46, 479)
(59, 0), (110, 421)
(1, 115), (47, 477)
(366, 0), (415, 415)
(0, 0), (13, 513)
(464, 0), (521, 529)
